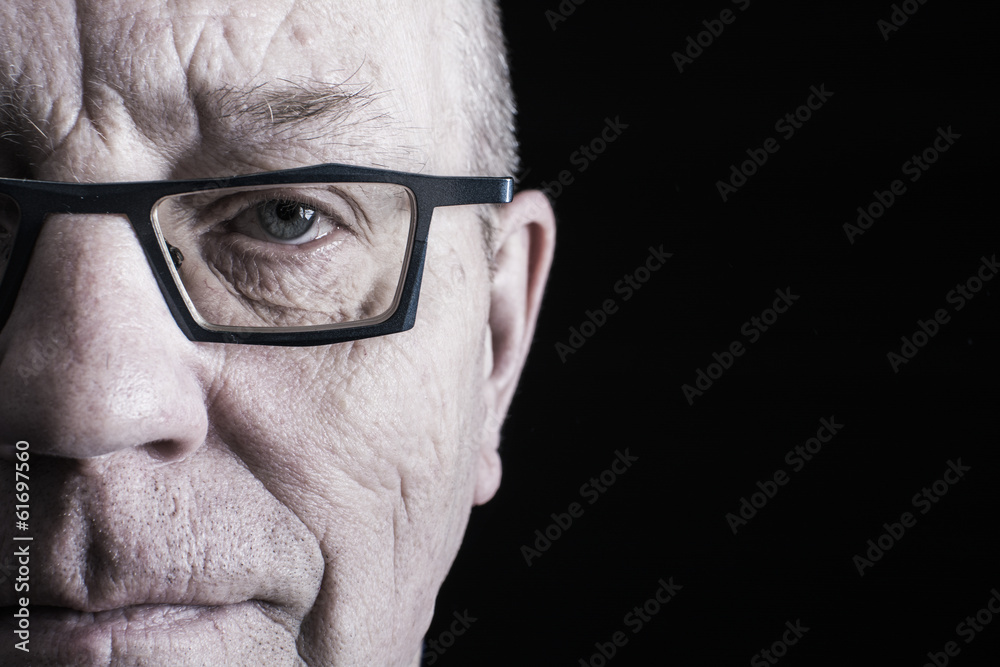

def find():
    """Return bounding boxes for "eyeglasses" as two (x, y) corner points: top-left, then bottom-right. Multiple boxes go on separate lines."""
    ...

(0, 164), (512, 345)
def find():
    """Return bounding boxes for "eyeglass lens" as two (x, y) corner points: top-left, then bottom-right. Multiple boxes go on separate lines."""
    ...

(151, 182), (415, 330)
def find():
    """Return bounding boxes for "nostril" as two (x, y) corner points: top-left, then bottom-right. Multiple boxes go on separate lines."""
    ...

(143, 438), (192, 463)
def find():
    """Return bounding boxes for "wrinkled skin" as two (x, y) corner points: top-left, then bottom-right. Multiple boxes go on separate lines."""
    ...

(0, 1), (554, 665)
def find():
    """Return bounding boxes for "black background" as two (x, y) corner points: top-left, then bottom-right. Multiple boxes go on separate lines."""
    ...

(427, 1), (999, 665)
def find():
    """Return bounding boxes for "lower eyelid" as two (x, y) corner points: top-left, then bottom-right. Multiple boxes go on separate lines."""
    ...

(208, 225), (353, 260)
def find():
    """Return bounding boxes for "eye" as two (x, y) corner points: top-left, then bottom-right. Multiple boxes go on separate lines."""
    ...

(256, 199), (318, 242)
(218, 190), (352, 246)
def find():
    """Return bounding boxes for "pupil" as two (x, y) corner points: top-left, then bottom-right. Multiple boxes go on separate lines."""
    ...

(276, 202), (299, 221)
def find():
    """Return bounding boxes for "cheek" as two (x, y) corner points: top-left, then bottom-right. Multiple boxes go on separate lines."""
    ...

(201, 274), (487, 549)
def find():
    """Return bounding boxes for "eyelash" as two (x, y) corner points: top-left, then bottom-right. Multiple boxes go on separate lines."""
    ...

(205, 190), (356, 246)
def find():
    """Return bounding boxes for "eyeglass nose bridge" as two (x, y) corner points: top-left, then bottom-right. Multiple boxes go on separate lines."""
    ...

(1, 184), (168, 272)
(0, 182), (192, 339)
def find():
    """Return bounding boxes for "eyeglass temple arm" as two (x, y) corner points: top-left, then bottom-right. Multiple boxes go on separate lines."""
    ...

(423, 177), (512, 208)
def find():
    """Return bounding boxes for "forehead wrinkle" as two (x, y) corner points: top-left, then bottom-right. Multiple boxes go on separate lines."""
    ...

(0, 0), (81, 160)
(2, 4), (200, 175)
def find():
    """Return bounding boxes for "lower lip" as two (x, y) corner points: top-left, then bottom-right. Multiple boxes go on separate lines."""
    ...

(2, 602), (258, 659)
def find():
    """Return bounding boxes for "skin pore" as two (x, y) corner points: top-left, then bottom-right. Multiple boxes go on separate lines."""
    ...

(0, 1), (554, 665)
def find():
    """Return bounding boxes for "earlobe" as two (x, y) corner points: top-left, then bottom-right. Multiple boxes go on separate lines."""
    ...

(473, 189), (555, 506)
(473, 443), (502, 506)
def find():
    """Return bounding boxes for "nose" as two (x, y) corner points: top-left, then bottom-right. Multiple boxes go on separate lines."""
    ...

(0, 212), (208, 459)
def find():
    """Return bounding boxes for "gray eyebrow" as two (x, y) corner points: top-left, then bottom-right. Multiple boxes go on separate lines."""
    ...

(200, 78), (389, 144)
(0, 83), (31, 143)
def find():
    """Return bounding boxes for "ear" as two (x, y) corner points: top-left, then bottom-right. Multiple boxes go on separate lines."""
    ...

(474, 189), (556, 505)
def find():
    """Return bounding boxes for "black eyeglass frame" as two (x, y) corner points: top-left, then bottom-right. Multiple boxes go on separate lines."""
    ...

(0, 164), (512, 346)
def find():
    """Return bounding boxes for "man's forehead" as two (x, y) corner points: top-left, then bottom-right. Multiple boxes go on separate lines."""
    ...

(0, 0), (463, 175)
(0, 0), (426, 74)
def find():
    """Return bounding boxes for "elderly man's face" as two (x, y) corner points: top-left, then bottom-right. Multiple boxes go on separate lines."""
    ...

(0, 1), (553, 665)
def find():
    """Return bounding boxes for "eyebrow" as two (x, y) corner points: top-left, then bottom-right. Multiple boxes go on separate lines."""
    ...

(0, 83), (30, 143)
(199, 78), (389, 146)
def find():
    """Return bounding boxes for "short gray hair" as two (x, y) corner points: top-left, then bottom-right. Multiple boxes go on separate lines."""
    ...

(452, 1), (520, 268)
